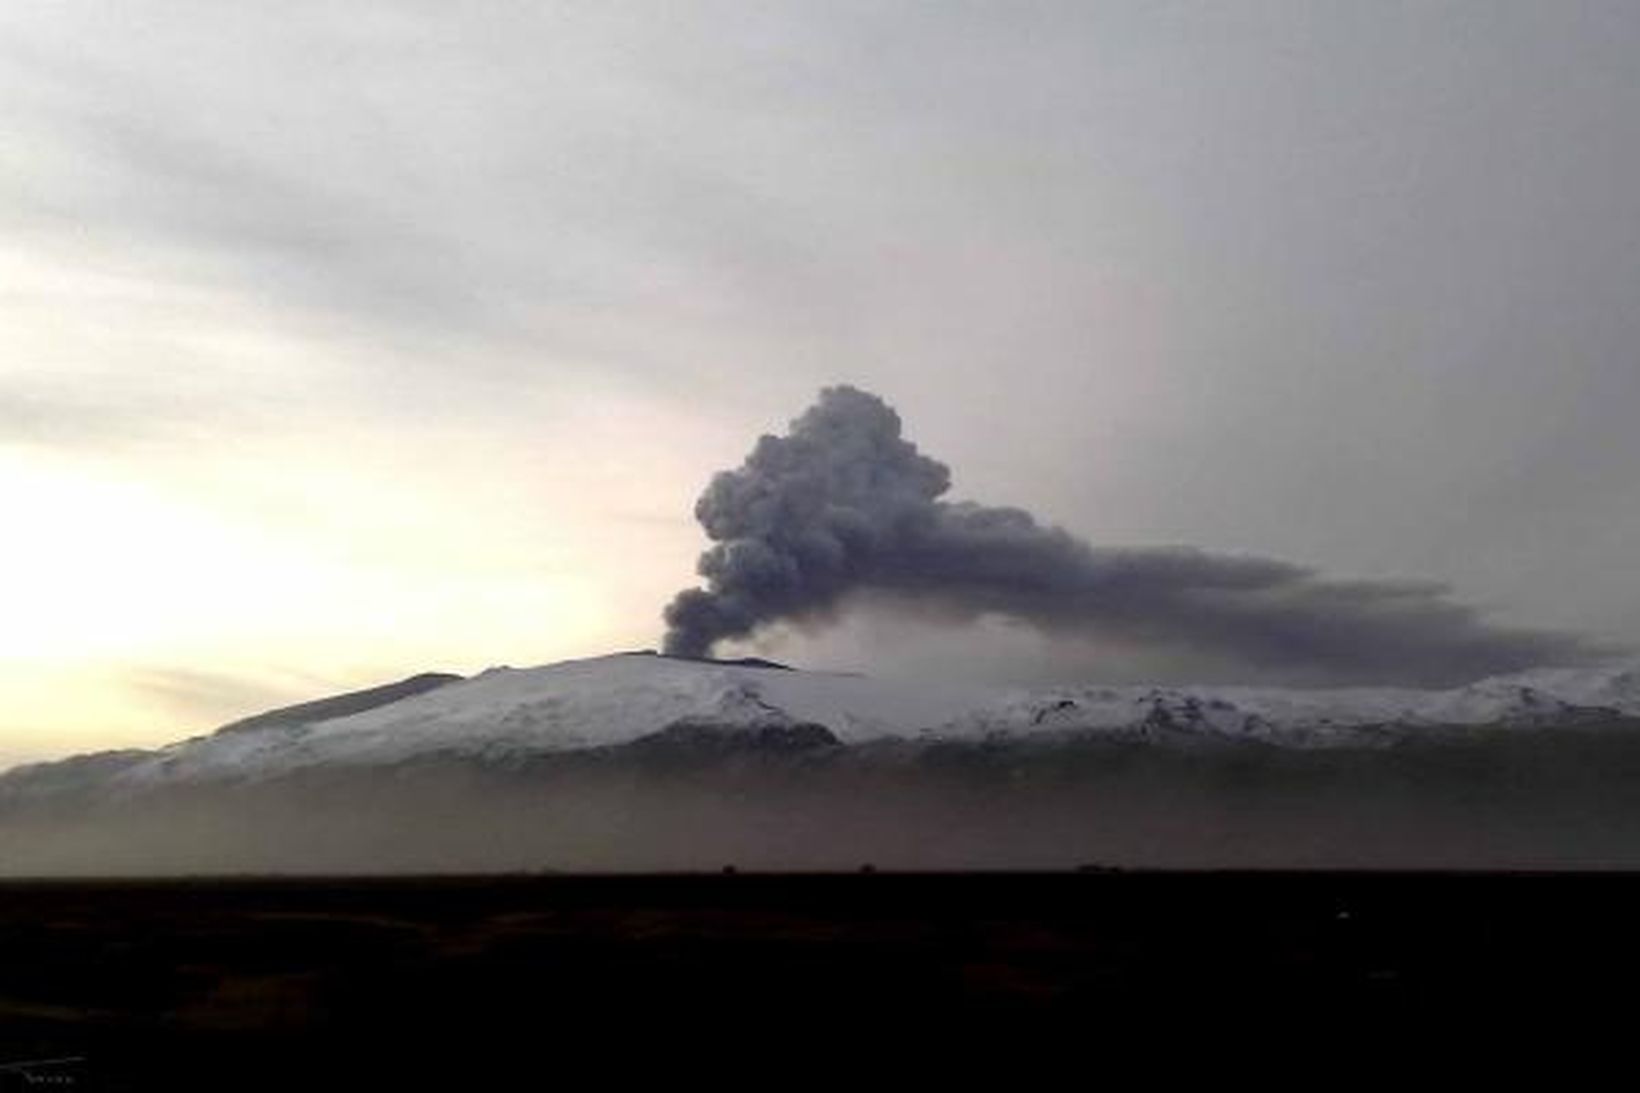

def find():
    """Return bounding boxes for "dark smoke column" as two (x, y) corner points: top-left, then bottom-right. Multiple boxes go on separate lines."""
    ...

(664, 387), (948, 657)
(662, 386), (1604, 685)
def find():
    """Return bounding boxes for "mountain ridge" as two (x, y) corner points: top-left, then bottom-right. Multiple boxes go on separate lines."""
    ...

(211, 672), (464, 736)
(7, 652), (1640, 798)
(8, 653), (1640, 873)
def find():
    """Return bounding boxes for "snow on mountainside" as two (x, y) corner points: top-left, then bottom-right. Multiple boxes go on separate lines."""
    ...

(74, 652), (1640, 789)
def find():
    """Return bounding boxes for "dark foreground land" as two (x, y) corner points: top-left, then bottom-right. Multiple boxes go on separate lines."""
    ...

(1, 870), (1633, 1086)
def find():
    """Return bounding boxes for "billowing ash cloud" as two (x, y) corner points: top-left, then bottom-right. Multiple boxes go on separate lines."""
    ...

(663, 387), (1606, 685)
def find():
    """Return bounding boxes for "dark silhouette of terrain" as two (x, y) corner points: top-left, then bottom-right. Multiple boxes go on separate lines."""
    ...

(0, 871), (1633, 1087)
(211, 672), (464, 735)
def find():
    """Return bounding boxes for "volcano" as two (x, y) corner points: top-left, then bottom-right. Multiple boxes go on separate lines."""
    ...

(5, 652), (1640, 874)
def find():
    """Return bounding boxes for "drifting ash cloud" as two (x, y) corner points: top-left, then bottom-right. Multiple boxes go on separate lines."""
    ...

(664, 387), (1607, 686)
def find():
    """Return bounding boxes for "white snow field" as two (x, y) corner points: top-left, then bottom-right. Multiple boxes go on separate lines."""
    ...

(99, 652), (1640, 787)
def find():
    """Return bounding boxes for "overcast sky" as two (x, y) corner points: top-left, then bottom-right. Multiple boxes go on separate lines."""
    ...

(4, 2), (1639, 764)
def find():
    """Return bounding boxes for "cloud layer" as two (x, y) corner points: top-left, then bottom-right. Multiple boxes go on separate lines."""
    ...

(4, 5), (1640, 754)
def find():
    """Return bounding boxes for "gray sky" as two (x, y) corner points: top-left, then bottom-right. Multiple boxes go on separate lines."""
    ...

(3, 2), (1638, 761)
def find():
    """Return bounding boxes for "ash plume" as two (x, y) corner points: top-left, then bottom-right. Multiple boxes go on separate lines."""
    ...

(663, 386), (1605, 686)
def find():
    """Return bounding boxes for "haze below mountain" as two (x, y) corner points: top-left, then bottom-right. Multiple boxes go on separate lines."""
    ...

(5, 652), (1640, 875)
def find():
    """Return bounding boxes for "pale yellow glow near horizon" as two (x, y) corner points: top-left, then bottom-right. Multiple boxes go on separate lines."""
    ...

(0, 453), (617, 763)
(0, 418), (715, 768)
(0, 230), (741, 770)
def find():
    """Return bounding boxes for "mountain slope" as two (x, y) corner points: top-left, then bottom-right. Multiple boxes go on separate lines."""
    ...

(16, 651), (1626, 792)
(7, 653), (1640, 873)
(212, 672), (463, 736)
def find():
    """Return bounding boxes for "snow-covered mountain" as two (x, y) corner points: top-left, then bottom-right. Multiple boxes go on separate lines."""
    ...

(10, 651), (1640, 795)
(8, 652), (1640, 874)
